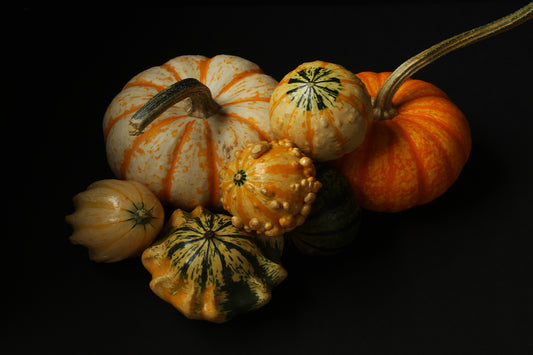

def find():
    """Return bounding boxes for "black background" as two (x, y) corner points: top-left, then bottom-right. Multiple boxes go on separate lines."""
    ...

(9, 3), (532, 354)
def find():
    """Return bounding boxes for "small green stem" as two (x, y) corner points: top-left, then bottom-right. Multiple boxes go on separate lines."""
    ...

(372, 2), (533, 121)
(127, 202), (156, 228)
(134, 209), (153, 225)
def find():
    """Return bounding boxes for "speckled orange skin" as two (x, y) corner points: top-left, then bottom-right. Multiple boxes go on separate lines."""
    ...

(332, 72), (472, 212)
(220, 139), (321, 237)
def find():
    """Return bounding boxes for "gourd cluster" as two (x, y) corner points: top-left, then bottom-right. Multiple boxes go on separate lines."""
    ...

(67, 54), (470, 323)
(67, 2), (533, 323)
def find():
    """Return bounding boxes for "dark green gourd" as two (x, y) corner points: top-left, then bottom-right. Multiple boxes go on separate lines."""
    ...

(287, 164), (361, 255)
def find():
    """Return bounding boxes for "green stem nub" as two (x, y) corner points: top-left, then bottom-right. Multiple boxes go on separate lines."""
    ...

(127, 202), (156, 228)
(204, 230), (216, 239)
(233, 170), (247, 187)
(134, 209), (153, 225)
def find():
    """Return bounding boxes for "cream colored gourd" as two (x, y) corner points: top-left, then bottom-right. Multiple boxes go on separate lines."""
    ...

(269, 61), (372, 161)
(66, 179), (165, 262)
(104, 54), (278, 209)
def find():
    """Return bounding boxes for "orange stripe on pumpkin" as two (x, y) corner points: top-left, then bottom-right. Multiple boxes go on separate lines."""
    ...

(161, 63), (183, 82)
(121, 116), (188, 180)
(337, 92), (364, 108)
(222, 96), (271, 105)
(305, 110), (315, 156)
(399, 114), (466, 184)
(124, 81), (167, 92)
(284, 107), (301, 140)
(104, 106), (143, 141)
(393, 79), (448, 105)
(199, 57), (213, 84)
(339, 78), (364, 87)
(407, 118), (457, 202)
(356, 72), (387, 97)
(161, 120), (195, 202)
(358, 122), (396, 209)
(267, 92), (285, 117)
(377, 72), (393, 87)
(215, 69), (264, 99)
(379, 122), (403, 206)
(399, 112), (470, 163)
(324, 109), (347, 153)
(388, 120), (429, 204)
(218, 112), (270, 142)
(202, 120), (221, 208)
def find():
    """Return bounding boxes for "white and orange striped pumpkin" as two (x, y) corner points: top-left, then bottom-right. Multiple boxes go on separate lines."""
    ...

(269, 61), (372, 162)
(103, 54), (278, 209)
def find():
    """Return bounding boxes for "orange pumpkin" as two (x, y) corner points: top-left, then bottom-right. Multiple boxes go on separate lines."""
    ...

(330, 3), (533, 212)
(103, 54), (278, 210)
(332, 72), (471, 212)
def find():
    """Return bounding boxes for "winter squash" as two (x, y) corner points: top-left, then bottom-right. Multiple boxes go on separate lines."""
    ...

(269, 61), (372, 162)
(331, 4), (533, 212)
(142, 206), (287, 323)
(66, 179), (165, 262)
(287, 164), (361, 255)
(219, 139), (322, 237)
(103, 54), (278, 210)
(332, 72), (472, 212)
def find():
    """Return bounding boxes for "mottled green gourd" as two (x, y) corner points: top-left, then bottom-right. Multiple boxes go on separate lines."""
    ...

(142, 206), (287, 323)
(287, 164), (361, 255)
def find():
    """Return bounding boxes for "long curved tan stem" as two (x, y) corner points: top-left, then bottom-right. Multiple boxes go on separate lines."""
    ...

(129, 78), (220, 136)
(373, 2), (533, 121)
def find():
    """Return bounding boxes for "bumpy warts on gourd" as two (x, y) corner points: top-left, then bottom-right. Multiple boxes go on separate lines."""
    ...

(219, 139), (322, 237)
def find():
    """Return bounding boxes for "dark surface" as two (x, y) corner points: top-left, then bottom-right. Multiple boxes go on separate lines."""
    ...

(9, 3), (532, 354)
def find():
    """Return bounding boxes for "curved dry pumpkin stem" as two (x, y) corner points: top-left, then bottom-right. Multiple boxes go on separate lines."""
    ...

(373, 2), (533, 121)
(129, 78), (220, 136)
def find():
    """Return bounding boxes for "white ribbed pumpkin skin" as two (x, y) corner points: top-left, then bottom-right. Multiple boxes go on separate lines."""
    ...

(103, 55), (278, 209)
